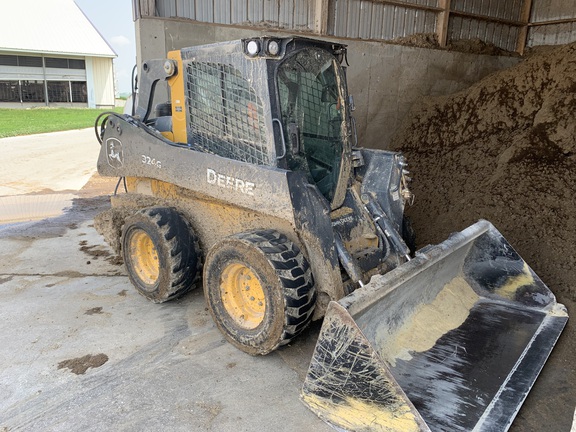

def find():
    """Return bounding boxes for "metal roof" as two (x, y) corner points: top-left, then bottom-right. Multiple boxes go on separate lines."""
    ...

(0, 0), (116, 58)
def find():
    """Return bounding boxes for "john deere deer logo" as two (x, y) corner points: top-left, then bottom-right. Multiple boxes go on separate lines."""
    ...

(106, 138), (124, 168)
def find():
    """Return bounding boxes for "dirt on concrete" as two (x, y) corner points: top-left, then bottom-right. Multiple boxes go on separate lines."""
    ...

(57, 354), (109, 375)
(391, 42), (576, 430)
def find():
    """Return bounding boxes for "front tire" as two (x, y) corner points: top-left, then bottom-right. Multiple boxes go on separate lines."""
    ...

(204, 230), (316, 355)
(121, 207), (201, 303)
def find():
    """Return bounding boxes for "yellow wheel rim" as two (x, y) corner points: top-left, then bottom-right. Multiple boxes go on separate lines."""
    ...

(220, 263), (265, 330)
(129, 229), (160, 286)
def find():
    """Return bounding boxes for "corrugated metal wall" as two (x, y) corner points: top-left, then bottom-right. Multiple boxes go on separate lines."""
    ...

(328, 0), (438, 40)
(528, 0), (576, 46)
(156, 0), (315, 30)
(448, 0), (525, 52)
(143, 0), (576, 51)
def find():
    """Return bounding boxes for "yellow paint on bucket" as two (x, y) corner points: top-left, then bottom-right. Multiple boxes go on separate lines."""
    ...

(380, 277), (479, 366)
(494, 262), (534, 300)
(302, 393), (420, 432)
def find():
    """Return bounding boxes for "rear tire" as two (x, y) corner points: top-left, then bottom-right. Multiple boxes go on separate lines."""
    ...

(122, 207), (201, 303)
(204, 230), (316, 355)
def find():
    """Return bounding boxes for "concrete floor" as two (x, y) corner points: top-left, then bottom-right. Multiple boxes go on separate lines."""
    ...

(0, 129), (332, 431)
(0, 129), (574, 431)
(0, 208), (331, 431)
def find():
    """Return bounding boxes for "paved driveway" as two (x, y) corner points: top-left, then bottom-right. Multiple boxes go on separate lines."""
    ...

(0, 128), (101, 223)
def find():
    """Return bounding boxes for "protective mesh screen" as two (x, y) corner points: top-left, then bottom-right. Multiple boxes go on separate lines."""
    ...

(185, 61), (269, 165)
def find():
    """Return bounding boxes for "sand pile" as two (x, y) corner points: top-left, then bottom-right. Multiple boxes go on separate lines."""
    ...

(391, 42), (576, 301)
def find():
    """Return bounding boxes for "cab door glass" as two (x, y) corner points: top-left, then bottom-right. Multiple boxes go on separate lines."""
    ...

(277, 48), (345, 202)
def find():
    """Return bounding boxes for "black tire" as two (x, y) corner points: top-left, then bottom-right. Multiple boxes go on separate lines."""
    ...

(121, 207), (201, 303)
(203, 230), (316, 356)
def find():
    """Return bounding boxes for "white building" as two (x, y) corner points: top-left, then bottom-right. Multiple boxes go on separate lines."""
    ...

(0, 0), (116, 108)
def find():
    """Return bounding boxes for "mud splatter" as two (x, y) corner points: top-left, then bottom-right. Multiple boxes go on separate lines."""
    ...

(106, 255), (123, 266)
(85, 307), (103, 315)
(79, 243), (111, 259)
(57, 353), (109, 375)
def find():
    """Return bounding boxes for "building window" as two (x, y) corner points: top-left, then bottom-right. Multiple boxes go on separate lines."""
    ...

(68, 59), (86, 70)
(45, 57), (85, 70)
(21, 80), (45, 102)
(0, 80), (20, 102)
(18, 56), (43, 67)
(45, 57), (69, 68)
(47, 81), (70, 103)
(71, 81), (87, 102)
(0, 55), (43, 67)
(0, 80), (88, 104)
(0, 55), (18, 66)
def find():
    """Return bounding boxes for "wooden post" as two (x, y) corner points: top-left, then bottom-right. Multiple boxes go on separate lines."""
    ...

(139, 0), (156, 17)
(314, 0), (329, 35)
(436, 0), (451, 47)
(517, 0), (533, 55)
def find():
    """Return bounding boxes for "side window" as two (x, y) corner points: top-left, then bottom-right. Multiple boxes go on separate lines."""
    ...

(186, 62), (269, 165)
(186, 62), (225, 136)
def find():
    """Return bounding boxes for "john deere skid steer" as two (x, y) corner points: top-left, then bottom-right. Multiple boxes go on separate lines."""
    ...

(95, 37), (567, 431)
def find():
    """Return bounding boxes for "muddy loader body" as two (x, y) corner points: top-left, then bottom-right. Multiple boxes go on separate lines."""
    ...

(95, 36), (567, 431)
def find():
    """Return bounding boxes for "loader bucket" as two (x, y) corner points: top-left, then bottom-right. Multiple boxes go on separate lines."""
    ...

(301, 220), (568, 432)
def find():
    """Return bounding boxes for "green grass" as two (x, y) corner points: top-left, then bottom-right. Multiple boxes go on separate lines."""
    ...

(0, 107), (123, 138)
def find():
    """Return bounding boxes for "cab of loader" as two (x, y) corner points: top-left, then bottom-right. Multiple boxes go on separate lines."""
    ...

(139, 37), (354, 208)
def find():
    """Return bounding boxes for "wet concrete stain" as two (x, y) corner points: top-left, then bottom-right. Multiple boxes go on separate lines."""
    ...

(57, 353), (109, 375)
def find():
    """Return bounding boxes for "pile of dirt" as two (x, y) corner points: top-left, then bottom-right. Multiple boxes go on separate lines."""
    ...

(391, 42), (576, 302)
(447, 38), (515, 56)
(393, 33), (440, 49)
(391, 34), (517, 56)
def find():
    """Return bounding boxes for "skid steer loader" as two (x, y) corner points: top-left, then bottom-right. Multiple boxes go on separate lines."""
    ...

(94, 37), (567, 431)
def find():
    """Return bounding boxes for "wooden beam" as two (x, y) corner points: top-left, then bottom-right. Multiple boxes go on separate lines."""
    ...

(449, 10), (525, 27)
(529, 17), (576, 27)
(314, 0), (329, 34)
(373, 0), (443, 14)
(139, 0), (156, 18)
(517, 0), (533, 55)
(436, 0), (451, 47)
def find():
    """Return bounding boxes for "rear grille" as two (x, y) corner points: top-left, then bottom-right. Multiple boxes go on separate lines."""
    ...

(185, 61), (269, 165)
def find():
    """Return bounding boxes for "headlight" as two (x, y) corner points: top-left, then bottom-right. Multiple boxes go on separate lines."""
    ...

(267, 40), (280, 56)
(246, 40), (260, 57)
